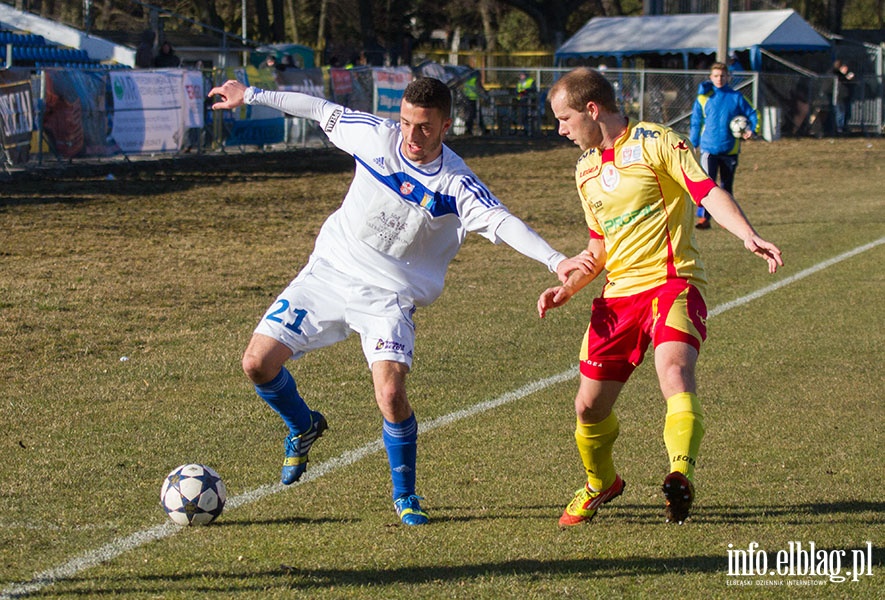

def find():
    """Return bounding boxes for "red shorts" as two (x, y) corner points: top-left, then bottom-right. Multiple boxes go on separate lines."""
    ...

(579, 279), (707, 382)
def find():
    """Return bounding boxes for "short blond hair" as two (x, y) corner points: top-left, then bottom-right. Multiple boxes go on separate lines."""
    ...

(549, 67), (619, 114)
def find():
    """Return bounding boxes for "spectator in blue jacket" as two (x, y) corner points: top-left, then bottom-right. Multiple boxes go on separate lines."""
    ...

(690, 62), (759, 229)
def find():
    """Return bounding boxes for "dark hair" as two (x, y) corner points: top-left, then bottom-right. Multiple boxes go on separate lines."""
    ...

(549, 67), (618, 113)
(403, 77), (452, 117)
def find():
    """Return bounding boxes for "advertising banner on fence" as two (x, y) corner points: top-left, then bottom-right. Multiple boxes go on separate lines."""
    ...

(43, 69), (109, 158)
(221, 66), (285, 147)
(183, 70), (205, 129)
(0, 70), (34, 165)
(110, 69), (184, 153)
(373, 67), (412, 120)
(276, 68), (325, 97)
(329, 66), (373, 113)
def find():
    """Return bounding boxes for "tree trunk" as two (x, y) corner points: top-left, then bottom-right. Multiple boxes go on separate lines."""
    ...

(599, 0), (623, 16)
(286, 0), (299, 43)
(317, 0), (328, 51)
(359, 0), (377, 52)
(256, 0), (271, 41)
(449, 26), (461, 66)
(827, 0), (845, 34)
(480, 0), (497, 52)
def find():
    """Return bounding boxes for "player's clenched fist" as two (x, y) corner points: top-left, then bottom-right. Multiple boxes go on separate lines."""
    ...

(208, 80), (248, 110)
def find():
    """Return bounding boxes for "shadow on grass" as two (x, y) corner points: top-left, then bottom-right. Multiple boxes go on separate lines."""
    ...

(210, 516), (358, 527)
(694, 500), (885, 525)
(431, 500), (885, 526)
(42, 544), (885, 597)
(1, 138), (570, 205)
(18, 501), (883, 597)
(42, 555), (727, 597)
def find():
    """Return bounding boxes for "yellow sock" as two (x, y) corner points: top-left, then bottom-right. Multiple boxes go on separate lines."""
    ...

(575, 412), (619, 492)
(663, 392), (705, 480)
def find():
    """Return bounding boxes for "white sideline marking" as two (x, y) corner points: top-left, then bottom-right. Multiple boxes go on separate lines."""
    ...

(3, 236), (883, 599)
(708, 236), (885, 318)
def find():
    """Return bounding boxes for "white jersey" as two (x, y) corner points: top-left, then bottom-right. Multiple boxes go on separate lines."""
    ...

(245, 88), (565, 306)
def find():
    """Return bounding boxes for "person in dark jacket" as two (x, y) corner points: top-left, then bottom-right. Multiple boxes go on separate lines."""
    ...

(153, 41), (181, 68)
(832, 60), (855, 134)
(135, 30), (155, 68)
(689, 63), (759, 229)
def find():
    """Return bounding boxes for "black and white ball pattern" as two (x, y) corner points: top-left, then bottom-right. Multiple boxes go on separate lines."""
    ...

(160, 464), (227, 526)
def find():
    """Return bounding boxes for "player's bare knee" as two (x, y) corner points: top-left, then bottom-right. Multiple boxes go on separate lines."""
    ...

(375, 386), (410, 422)
(657, 363), (696, 397)
(242, 352), (273, 384)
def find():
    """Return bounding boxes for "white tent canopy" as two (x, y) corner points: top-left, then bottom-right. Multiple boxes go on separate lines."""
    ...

(555, 10), (831, 70)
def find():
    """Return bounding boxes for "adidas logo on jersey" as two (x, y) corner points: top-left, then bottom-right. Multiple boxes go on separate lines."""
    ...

(373, 156), (385, 169)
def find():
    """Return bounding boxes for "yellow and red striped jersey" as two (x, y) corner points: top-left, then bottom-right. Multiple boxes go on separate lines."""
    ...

(575, 119), (716, 298)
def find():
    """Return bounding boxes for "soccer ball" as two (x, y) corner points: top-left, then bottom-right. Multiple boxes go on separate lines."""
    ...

(729, 115), (749, 138)
(160, 464), (227, 526)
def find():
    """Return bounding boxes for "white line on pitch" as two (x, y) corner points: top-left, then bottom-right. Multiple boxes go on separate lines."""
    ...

(3, 236), (883, 599)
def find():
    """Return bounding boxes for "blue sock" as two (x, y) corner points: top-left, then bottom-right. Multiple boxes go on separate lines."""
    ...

(254, 367), (311, 435)
(382, 413), (418, 500)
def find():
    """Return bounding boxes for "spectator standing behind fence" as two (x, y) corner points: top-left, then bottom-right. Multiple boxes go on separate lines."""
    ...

(832, 60), (855, 134)
(516, 72), (536, 135)
(135, 30), (155, 68)
(517, 72), (535, 98)
(462, 72), (488, 135)
(154, 41), (181, 68)
(690, 62), (759, 230)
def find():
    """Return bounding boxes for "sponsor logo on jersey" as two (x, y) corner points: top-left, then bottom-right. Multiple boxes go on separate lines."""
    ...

(602, 204), (660, 234)
(373, 156), (386, 169)
(420, 193), (433, 208)
(325, 108), (343, 133)
(600, 163), (620, 192)
(579, 165), (600, 177)
(672, 140), (690, 151)
(621, 145), (642, 165)
(400, 181), (415, 195)
(632, 127), (660, 139)
(374, 211), (408, 234)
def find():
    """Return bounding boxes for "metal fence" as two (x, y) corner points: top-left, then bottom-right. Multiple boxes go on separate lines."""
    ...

(3, 64), (882, 173)
(467, 67), (882, 140)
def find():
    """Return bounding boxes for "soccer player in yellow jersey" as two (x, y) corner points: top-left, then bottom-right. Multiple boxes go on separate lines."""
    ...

(538, 67), (783, 526)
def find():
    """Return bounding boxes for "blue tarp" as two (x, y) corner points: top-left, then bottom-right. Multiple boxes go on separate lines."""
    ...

(555, 10), (831, 70)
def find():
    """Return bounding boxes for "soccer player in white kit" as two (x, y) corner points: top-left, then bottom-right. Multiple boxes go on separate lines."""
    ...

(209, 77), (592, 525)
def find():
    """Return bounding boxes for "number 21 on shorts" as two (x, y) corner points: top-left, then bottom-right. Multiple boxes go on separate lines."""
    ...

(265, 299), (307, 334)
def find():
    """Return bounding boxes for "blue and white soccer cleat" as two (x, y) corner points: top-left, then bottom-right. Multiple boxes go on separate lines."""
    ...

(281, 410), (328, 485)
(394, 494), (429, 526)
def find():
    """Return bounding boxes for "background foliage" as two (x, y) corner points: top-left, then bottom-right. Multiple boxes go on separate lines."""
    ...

(5, 0), (880, 58)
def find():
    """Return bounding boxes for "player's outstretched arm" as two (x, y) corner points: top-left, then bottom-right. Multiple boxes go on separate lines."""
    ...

(208, 80), (247, 110)
(700, 187), (784, 274)
(556, 251), (599, 283)
(539, 240), (605, 318)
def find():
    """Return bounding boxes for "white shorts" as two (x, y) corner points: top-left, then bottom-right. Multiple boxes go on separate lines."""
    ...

(253, 258), (416, 368)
